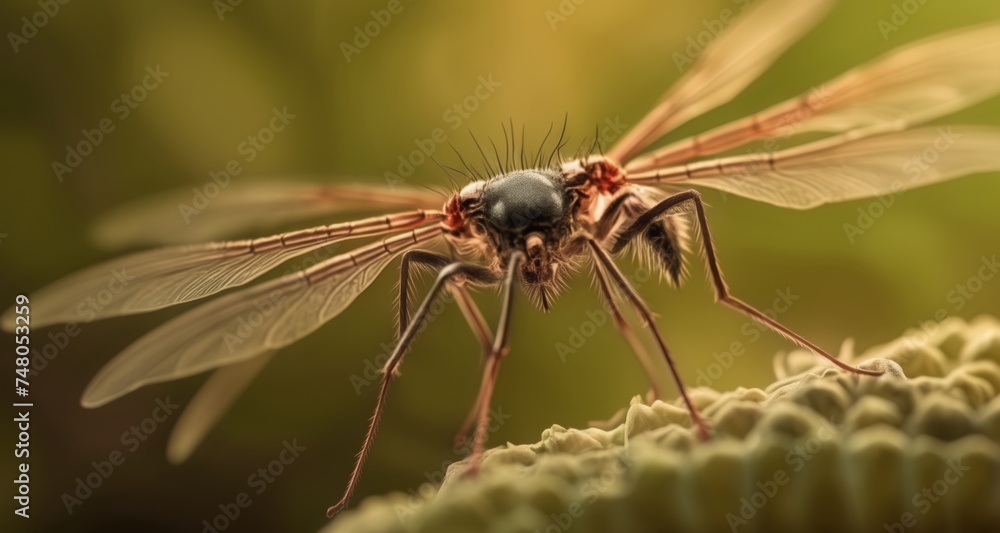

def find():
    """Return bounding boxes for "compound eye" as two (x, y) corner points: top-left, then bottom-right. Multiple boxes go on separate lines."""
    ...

(457, 181), (485, 205)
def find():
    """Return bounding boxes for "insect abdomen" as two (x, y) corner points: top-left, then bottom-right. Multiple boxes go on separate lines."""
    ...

(642, 218), (686, 286)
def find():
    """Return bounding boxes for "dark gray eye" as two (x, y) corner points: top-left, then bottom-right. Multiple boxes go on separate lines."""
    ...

(481, 170), (566, 232)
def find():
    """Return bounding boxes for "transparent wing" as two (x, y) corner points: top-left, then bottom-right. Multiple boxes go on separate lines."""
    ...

(608, 0), (835, 164)
(91, 181), (444, 248)
(628, 22), (1000, 171)
(166, 351), (275, 464)
(81, 226), (442, 408)
(1, 210), (441, 330)
(630, 125), (1000, 209)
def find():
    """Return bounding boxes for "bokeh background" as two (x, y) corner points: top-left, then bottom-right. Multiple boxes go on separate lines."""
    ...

(2, 0), (999, 532)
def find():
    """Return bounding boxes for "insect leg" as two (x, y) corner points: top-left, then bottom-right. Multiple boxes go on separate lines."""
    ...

(612, 189), (883, 377)
(590, 192), (679, 399)
(592, 191), (641, 241)
(590, 259), (662, 400)
(587, 239), (710, 441)
(466, 252), (524, 475)
(451, 284), (494, 357)
(399, 251), (496, 446)
(399, 251), (493, 353)
(595, 191), (687, 286)
(451, 284), (495, 447)
(328, 260), (501, 518)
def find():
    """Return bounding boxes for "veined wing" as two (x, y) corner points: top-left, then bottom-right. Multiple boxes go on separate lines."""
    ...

(629, 125), (1000, 209)
(91, 181), (444, 248)
(167, 351), (276, 464)
(609, 0), (835, 164)
(81, 225), (443, 408)
(1, 210), (442, 330)
(628, 22), (1000, 171)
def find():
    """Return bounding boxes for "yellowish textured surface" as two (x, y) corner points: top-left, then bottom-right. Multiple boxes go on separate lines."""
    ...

(324, 316), (1000, 533)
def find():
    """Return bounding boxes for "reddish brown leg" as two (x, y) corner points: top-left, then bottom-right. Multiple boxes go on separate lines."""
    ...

(611, 189), (883, 377)
(465, 252), (523, 475)
(452, 284), (494, 358)
(590, 260), (663, 400)
(587, 239), (711, 441)
(450, 286), (499, 447)
(586, 261), (661, 429)
(398, 251), (497, 448)
(399, 251), (494, 359)
(327, 261), (500, 518)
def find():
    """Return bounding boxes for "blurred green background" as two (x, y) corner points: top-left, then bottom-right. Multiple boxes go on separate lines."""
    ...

(2, 0), (999, 532)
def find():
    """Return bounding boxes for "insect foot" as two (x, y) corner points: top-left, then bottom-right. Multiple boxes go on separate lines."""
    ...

(321, 315), (1000, 533)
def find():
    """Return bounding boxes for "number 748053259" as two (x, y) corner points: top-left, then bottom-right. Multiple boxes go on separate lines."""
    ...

(5, 0), (1000, 518)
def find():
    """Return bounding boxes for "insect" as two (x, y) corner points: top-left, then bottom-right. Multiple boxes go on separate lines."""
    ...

(5, 0), (1000, 518)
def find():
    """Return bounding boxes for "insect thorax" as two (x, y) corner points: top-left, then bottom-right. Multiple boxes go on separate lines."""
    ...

(480, 169), (575, 248)
(442, 169), (580, 308)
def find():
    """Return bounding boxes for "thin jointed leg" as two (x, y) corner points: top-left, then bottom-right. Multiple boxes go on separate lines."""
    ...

(466, 252), (524, 475)
(588, 191), (666, 401)
(398, 251), (499, 446)
(399, 251), (494, 358)
(590, 261), (663, 400)
(612, 189), (883, 377)
(327, 261), (500, 517)
(451, 285), (493, 358)
(451, 286), (498, 447)
(587, 239), (711, 441)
